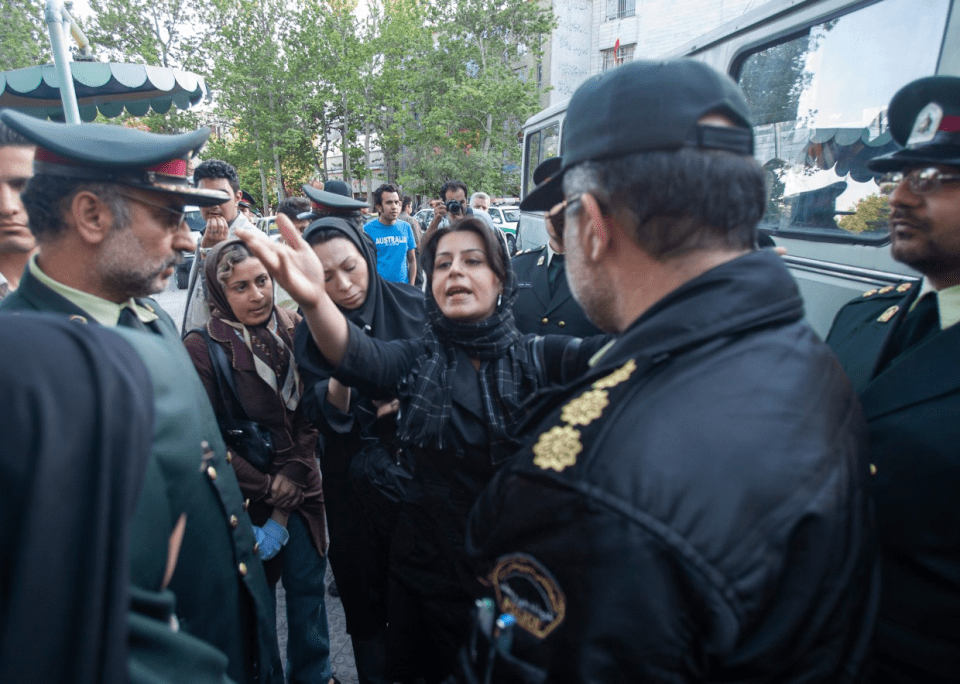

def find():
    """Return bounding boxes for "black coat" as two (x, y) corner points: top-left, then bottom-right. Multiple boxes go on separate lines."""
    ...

(827, 281), (960, 682)
(465, 250), (879, 682)
(511, 246), (601, 338)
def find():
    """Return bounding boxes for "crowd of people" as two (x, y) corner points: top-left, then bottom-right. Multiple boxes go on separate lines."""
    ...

(1, 57), (959, 684)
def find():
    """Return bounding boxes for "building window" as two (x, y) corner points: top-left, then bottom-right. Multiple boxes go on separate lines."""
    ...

(606, 0), (635, 20)
(602, 43), (635, 71)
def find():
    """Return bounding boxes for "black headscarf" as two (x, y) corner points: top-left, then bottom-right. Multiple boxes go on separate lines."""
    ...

(397, 223), (538, 458)
(302, 216), (427, 340)
(0, 314), (153, 684)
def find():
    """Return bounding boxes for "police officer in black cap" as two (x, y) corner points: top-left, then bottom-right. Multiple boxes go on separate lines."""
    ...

(457, 59), (877, 682)
(0, 109), (283, 684)
(825, 76), (960, 683)
(511, 156), (601, 338)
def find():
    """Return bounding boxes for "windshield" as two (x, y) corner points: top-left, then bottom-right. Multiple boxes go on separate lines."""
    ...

(736, 0), (950, 241)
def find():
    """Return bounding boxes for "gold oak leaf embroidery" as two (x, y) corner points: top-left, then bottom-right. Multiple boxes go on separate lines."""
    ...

(592, 358), (638, 390)
(533, 425), (583, 472)
(561, 388), (610, 426)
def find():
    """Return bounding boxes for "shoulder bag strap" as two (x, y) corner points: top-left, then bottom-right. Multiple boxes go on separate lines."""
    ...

(196, 327), (252, 425)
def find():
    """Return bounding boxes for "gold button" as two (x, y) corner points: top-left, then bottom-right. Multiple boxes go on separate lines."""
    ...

(870, 463), (877, 475)
(238, 562), (248, 577)
(207, 465), (217, 480)
(230, 515), (239, 528)
(225, 451), (233, 464)
(541, 317), (549, 324)
(69, 314), (88, 324)
(558, 321), (566, 328)
(244, 498), (250, 511)
(253, 543), (260, 554)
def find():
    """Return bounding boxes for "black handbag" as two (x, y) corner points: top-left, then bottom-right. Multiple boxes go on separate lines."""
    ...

(197, 329), (274, 472)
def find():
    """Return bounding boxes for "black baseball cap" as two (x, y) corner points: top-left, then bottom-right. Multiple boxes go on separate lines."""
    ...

(867, 76), (960, 172)
(521, 59), (754, 211)
(0, 109), (229, 207)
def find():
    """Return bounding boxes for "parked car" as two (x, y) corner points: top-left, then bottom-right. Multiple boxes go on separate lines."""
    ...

(487, 205), (520, 253)
(256, 216), (282, 241)
(175, 206), (204, 289)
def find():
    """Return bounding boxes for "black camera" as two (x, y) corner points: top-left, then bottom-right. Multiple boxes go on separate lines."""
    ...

(445, 199), (464, 215)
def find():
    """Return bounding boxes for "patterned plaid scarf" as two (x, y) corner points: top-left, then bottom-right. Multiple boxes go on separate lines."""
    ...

(397, 261), (540, 458)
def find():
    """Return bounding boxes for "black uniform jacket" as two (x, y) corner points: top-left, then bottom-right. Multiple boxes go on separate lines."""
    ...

(466, 250), (879, 682)
(0, 268), (283, 684)
(511, 246), (601, 338)
(827, 281), (960, 681)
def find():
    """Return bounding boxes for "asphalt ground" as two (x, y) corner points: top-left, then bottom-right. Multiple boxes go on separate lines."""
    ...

(155, 277), (360, 684)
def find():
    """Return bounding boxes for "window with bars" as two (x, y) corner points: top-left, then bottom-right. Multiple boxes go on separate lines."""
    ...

(606, 0), (635, 20)
(602, 43), (635, 71)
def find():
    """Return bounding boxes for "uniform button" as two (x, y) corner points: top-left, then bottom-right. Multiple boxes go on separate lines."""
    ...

(253, 543), (260, 555)
(230, 515), (239, 528)
(225, 451), (233, 464)
(244, 498), (250, 511)
(207, 465), (217, 480)
(870, 463), (877, 475)
(541, 317), (549, 324)
(238, 562), (248, 577)
(558, 321), (566, 328)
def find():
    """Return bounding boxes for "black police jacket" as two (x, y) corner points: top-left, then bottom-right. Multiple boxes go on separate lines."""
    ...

(511, 246), (601, 338)
(465, 250), (879, 682)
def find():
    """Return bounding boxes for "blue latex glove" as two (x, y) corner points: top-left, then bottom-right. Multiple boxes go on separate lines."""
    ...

(257, 519), (290, 561)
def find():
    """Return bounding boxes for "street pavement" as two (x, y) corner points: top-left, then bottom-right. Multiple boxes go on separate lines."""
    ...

(154, 276), (360, 684)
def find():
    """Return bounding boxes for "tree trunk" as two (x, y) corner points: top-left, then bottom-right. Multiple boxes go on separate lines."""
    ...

(252, 123), (271, 213)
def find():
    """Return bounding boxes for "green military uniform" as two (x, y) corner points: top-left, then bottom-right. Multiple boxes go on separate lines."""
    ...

(0, 109), (283, 684)
(511, 245), (601, 337)
(0, 267), (283, 684)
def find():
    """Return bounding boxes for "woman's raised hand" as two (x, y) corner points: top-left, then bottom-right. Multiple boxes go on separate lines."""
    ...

(235, 214), (326, 310)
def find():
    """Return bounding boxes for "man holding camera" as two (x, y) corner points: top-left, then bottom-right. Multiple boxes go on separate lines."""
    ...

(429, 180), (495, 232)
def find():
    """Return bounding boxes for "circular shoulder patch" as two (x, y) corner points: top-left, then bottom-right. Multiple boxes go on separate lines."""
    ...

(490, 554), (566, 639)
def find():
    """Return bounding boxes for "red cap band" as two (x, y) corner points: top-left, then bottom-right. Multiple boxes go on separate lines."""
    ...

(941, 116), (960, 133)
(35, 148), (187, 177)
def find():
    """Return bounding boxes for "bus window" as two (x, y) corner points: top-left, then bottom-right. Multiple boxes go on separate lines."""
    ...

(736, 0), (950, 242)
(523, 122), (560, 197)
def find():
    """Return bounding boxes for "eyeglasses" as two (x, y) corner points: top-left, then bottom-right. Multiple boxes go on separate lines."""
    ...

(115, 190), (186, 229)
(545, 194), (583, 235)
(878, 167), (960, 196)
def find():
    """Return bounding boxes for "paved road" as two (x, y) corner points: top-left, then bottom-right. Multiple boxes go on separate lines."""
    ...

(155, 277), (360, 684)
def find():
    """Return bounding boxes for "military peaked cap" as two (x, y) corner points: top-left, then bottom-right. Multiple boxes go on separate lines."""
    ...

(0, 109), (229, 207)
(298, 181), (369, 221)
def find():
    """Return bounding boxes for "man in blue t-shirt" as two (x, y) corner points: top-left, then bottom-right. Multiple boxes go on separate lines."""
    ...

(364, 183), (417, 284)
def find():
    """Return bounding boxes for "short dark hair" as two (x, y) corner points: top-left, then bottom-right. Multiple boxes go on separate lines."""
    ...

(422, 218), (507, 288)
(402, 195), (413, 211)
(373, 183), (400, 210)
(563, 148), (764, 260)
(0, 121), (32, 148)
(277, 197), (310, 221)
(440, 180), (468, 201)
(193, 159), (240, 193)
(21, 176), (128, 241)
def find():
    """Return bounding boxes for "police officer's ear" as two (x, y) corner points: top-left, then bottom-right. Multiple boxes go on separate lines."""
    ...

(70, 190), (119, 245)
(578, 192), (615, 263)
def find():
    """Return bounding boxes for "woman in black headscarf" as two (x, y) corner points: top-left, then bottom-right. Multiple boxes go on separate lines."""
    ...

(296, 215), (426, 684)
(183, 239), (335, 684)
(239, 216), (608, 682)
(0, 315), (153, 684)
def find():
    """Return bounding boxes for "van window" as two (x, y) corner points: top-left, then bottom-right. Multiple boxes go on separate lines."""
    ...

(524, 122), (560, 197)
(736, 0), (950, 242)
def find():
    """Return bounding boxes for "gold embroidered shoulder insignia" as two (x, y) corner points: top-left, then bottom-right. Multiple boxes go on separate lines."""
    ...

(537, 255), (545, 266)
(862, 289), (878, 297)
(561, 388), (609, 426)
(593, 358), (638, 389)
(878, 285), (895, 294)
(533, 425), (582, 472)
(877, 305), (899, 323)
(896, 282), (913, 293)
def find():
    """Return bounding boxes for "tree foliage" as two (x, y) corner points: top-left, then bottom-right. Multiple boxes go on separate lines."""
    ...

(0, 0), (53, 71)
(838, 193), (890, 234)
